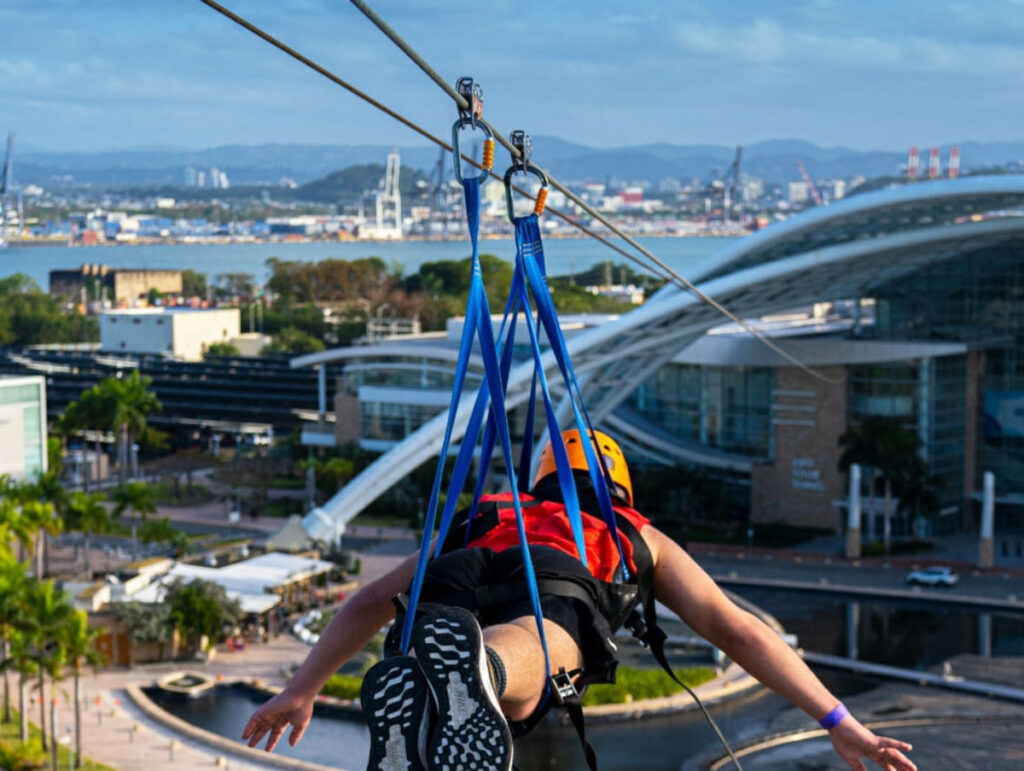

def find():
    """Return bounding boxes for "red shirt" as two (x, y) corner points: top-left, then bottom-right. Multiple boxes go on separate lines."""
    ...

(465, 492), (650, 582)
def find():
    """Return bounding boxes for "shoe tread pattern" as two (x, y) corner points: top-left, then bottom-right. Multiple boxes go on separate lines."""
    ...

(361, 656), (429, 771)
(414, 608), (513, 771)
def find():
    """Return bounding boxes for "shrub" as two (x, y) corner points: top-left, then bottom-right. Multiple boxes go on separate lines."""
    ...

(580, 666), (717, 706)
(321, 674), (363, 700)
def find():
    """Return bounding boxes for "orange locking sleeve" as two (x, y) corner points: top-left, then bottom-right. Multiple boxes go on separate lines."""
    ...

(482, 138), (494, 172)
(533, 187), (548, 216)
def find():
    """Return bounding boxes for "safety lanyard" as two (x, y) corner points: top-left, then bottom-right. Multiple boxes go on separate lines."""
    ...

(400, 177), (553, 682)
(511, 214), (630, 579)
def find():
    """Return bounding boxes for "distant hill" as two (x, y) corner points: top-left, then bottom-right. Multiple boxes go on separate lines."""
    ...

(16, 137), (1024, 190)
(290, 163), (426, 203)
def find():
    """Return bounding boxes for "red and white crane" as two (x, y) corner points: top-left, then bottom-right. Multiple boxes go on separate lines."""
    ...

(927, 146), (941, 179)
(796, 161), (823, 206)
(948, 146), (961, 179)
(906, 146), (920, 179)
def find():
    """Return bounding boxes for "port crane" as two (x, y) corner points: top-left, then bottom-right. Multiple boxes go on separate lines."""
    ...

(796, 160), (823, 206)
(702, 144), (743, 225)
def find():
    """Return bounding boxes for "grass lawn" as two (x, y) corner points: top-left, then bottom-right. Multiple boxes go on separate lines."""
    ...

(1, 710), (117, 771)
(319, 662), (717, 708)
(581, 666), (718, 706)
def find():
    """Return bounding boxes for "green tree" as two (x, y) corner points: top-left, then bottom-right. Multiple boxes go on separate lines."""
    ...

(165, 579), (242, 652)
(67, 493), (114, 576)
(137, 517), (190, 558)
(0, 274), (97, 346)
(110, 482), (157, 562)
(181, 269), (208, 299)
(0, 558), (28, 724)
(111, 602), (172, 668)
(17, 581), (72, 753)
(838, 415), (921, 553)
(60, 610), (104, 767)
(0, 492), (34, 565)
(260, 326), (325, 355)
(204, 341), (241, 358)
(0, 737), (45, 770)
(98, 371), (162, 482)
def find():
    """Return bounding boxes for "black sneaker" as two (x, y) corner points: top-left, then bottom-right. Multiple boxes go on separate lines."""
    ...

(361, 655), (431, 771)
(412, 607), (513, 771)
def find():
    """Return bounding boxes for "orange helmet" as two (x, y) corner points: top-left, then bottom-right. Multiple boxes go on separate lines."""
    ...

(532, 428), (633, 506)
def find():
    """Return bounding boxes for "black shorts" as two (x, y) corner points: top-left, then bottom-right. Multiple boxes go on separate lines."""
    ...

(418, 545), (618, 684)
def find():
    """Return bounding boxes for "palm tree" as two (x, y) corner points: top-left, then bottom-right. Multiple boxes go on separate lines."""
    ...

(63, 387), (113, 490)
(98, 371), (161, 482)
(14, 502), (60, 580)
(60, 610), (104, 768)
(0, 558), (28, 724)
(110, 482), (156, 561)
(18, 581), (72, 753)
(27, 471), (68, 577)
(67, 493), (113, 577)
(838, 415), (921, 554)
(0, 485), (34, 566)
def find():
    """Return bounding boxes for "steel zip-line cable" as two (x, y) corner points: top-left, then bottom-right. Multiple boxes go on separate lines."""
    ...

(345, 0), (839, 385)
(192, 3), (751, 767)
(196, 0), (672, 286)
(197, 0), (833, 386)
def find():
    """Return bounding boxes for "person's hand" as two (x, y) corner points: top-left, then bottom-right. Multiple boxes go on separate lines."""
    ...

(241, 688), (314, 753)
(828, 715), (916, 771)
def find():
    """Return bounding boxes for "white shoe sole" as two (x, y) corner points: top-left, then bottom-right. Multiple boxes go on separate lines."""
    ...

(413, 607), (513, 771)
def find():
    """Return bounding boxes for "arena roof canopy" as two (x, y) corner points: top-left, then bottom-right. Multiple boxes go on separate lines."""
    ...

(300, 176), (1024, 540)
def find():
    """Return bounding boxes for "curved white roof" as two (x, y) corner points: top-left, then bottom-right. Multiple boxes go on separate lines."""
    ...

(302, 176), (1024, 539)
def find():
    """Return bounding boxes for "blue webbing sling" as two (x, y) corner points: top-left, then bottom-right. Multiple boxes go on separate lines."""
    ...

(399, 161), (632, 706)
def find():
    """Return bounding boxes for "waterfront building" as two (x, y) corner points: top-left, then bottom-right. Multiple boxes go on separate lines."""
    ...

(291, 176), (1024, 547)
(0, 375), (47, 481)
(99, 307), (241, 361)
(50, 263), (184, 305)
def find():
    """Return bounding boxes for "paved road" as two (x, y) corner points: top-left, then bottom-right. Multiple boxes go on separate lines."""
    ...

(687, 544), (1024, 606)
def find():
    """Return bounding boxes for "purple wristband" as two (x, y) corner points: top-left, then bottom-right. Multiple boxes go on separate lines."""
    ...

(819, 702), (850, 730)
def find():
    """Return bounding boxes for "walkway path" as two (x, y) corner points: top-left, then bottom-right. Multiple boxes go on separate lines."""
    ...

(54, 635), (312, 771)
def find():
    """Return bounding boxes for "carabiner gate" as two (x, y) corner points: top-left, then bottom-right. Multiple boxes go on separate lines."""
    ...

(452, 76), (494, 184)
(503, 130), (549, 221)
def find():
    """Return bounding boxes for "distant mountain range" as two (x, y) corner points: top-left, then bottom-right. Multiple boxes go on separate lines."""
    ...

(15, 137), (1024, 190)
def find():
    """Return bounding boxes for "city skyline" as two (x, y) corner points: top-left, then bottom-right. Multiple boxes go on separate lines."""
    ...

(4, 1), (1024, 154)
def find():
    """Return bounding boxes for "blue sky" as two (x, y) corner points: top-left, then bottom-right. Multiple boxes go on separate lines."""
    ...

(3, 0), (1024, 153)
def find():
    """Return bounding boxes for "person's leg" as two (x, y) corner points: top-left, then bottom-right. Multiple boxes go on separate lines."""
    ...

(483, 616), (584, 722)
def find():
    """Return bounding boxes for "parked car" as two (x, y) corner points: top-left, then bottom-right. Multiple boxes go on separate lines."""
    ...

(906, 566), (959, 587)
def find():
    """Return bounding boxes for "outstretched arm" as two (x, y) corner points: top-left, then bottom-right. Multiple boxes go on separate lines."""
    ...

(241, 550), (419, 753)
(644, 526), (915, 771)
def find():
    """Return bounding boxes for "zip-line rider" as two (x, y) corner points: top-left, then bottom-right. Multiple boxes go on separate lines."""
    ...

(242, 429), (916, 771)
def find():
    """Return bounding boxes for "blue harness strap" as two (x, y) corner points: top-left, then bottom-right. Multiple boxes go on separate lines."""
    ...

(513, 214), (631, 579)
(401, 178), (553, 682)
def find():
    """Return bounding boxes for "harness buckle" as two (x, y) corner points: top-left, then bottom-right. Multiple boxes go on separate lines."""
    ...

(549, 667), (580, 706)
(625, 607), (649, 647)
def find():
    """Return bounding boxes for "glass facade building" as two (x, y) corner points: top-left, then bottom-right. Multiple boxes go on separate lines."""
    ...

(0, 376), (48, 481)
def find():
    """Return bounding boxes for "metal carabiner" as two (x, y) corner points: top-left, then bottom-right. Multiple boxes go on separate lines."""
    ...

(451, 77), (494, 184)
(503, 130), (549, 221)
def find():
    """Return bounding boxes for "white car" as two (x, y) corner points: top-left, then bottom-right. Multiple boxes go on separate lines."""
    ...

(906, 566), (959, 587)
